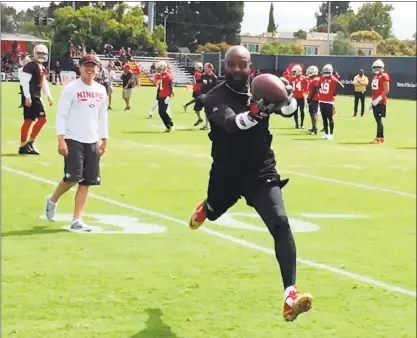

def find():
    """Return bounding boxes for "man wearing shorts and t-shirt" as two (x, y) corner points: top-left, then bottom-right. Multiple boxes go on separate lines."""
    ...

(44, 55), (108, 232)
(122, 63), (134, 110)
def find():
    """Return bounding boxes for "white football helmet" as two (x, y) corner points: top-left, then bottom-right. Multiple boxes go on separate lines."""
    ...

(33, 44), (48, 63)
(195, 62), (203, 72)
(372, 59), (384, 74)
(307, 65), (319, 77)
(156, 61), (168, 73)
(322, 64), (333, 77)
(291, 64), (302, 76)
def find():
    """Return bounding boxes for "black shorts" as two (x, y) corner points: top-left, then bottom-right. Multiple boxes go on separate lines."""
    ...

(63, 139), (101, 186)
(205, 162), (285, 221)
(296, 97), (305, 110)
(319, 102), (333, 119)
(193, 99), (204, 112)
(309, 100), (318, 114)
(372, 103), (386, 119)
(23, 97), (46, 120)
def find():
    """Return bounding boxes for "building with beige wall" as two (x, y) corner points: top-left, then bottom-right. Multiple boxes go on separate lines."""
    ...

(240, 31), (377, 56)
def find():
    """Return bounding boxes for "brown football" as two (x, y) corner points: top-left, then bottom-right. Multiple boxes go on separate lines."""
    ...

(251, 73), (288, 104)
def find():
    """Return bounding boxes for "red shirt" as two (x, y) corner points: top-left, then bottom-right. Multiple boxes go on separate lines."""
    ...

(307, 76), (321, 101)
(318, 75), (339, 103)
(155, 72), (173, 98)
(371, 72), (390, 105)
(193, 71), (202, 92)
(290, 74), (308, 99)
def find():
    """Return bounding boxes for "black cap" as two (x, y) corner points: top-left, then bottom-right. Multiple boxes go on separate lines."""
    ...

(79, 54), (100, 66)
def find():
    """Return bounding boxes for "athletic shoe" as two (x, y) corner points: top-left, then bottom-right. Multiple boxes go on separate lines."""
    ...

(26, 141), (40, 155)
(200, 126), (209, 131)
(322, 134), (329, 140)
(194, 118), (203, 127)
(189, 200), (207, 230)
(183, 104), (187, 113)
(283, 288), (313, 322)
(327, 134), (334, 140)
(370, 137), (382, 144)
(70, 220), (92, 232)
(18, 143), (32, 155)
(45, 196), (57, 221)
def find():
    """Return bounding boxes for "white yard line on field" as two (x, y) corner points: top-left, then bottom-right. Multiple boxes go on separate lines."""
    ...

(114, 138), (416, 199)
(3, 165), (416, 298)
(2, 117), (415, 197)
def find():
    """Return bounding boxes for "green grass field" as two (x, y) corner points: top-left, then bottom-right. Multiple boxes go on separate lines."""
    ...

(1, 82), (416, 338)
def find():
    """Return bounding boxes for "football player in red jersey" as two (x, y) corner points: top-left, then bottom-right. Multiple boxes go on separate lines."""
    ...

(289, 65), (308, 129)
(183, 62), (203, 114)
(370, 59), (390, 144)
(154, 61), (175, 132)
(318, 64), (341, 140)
(306, 66), (320, 135)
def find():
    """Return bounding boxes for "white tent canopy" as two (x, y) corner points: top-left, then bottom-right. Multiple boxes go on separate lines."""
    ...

(1, 33), (49, 43)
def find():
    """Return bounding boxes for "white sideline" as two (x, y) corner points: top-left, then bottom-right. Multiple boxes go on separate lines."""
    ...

(3, 165), (416, 298)
(114, 138), (417, 199)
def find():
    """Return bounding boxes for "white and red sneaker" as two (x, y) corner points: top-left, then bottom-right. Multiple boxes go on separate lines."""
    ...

(283, 286), (313, 322)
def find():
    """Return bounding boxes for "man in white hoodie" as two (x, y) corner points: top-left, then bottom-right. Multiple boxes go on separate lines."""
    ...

(45, 55), (109, 232)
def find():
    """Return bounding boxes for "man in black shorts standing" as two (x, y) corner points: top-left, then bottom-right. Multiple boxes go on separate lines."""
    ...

(45, 55), (108, 232)
(194, 63), (218, 130)
(189, 45), (312, 322)
(18, 44), (53, 155)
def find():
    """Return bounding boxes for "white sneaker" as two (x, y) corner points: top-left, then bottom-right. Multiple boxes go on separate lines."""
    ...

(148, 112), (153, 118)
(70, 220), (92, 232)
(45, 196), (56, 221)
(328, 134), (334, 140)
(322, 134), (329, 140)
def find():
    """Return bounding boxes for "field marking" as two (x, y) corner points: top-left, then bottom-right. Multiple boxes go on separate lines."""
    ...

(113, 138), (416, 199)
(3, 165), (416, 298)
(300, 213), (371, 219)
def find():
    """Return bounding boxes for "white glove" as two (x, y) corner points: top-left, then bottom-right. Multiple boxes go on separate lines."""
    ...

(280, 97), (298, 116)
(164, 96), (171, 104)
(368, 103), (373, 112)
(203, 79), (207, 84)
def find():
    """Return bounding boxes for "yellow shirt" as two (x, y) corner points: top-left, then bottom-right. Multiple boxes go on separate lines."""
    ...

(353, 75), (368, 93)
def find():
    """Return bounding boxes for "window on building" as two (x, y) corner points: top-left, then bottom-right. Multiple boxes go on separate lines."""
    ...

(304, 46), (319, 55)
(357, 48), (373, 56)
(243, 43), (260, 53)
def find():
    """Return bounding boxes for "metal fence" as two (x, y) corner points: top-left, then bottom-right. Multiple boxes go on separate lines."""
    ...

(202, 53), (417, 100)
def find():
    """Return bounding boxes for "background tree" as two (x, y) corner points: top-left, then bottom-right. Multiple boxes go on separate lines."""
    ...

(267, 3), (277, 34)
(144, 1), (244, 50)
(377, 38), (416, 56)
(261, 41), (304, 55)
(330, 31), (356, 55)
(351, 2), (394, 39)
(196, 42), (231, 54)
(51, 5), (166, 56)
(330, 11), (358, 34)
(350, 30), (383, 43)
(293, 29), (307, 39)
(314, 1), (352, 32)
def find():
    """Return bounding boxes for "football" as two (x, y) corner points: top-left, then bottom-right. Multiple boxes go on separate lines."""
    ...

(251, 74), (288, 104)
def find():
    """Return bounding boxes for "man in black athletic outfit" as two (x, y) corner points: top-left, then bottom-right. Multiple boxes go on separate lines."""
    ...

(188, 45), (312, 322)
(194, 63), (218, 130)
